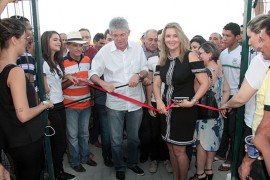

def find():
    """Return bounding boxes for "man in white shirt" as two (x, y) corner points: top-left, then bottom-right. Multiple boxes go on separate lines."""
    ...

(89, 17), (148, 180)
(216, 22), (242, 171)
(221, 15), (270, 179)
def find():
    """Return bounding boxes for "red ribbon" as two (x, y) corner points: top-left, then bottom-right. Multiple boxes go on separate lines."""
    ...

(80, 80), (219, 112)
(80, 80), (165, 112)
(196, 103), (220, 111)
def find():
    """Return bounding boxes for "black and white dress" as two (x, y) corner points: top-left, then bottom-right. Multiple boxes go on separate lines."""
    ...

(156, 51), (205, 145)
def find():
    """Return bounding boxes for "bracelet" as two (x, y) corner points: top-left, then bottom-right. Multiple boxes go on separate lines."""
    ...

(42, 101), (50, 109)
(191, 97), (199, 105)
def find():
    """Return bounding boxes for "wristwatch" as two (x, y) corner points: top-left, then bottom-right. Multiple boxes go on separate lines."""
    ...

(137, 73), (144, 81)
(191, 97), (199, 105)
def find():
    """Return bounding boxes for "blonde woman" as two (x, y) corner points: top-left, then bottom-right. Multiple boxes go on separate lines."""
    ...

(153, 22), (208, 180)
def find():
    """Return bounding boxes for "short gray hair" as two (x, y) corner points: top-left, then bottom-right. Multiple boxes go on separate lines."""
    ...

(109, 17), (129, 33)
(144, 29), (158, 38)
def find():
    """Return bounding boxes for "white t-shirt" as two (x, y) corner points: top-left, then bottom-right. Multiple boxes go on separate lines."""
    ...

(244, 53), (270, 128)
(43, 61), (64, 104)
(148, 55), (164, 102)
(220, 45), (242, 95)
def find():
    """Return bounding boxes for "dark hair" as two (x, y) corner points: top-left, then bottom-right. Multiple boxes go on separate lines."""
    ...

(79, 28), (90, 34)
(93, 33), (105, 42)
(223, 22), (241, 36)
(104, 29), (110, 39)
(157, 29), (163, 35)
(190, 35), (207, 45)
(0, 18), (26, 50)
(199, 42), (221, 62)
(10, 15), (29, 23)
(259, 16), (270, 37)
(41, 31), (64, 78)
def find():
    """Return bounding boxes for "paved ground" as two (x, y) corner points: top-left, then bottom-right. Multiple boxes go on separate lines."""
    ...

(63, 144), (231, 180)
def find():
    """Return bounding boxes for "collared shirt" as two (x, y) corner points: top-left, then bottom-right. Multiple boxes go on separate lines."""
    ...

(63, 52), (91, 109)
(220, 45), (242, 95)
(142, 44), (160, 60)
(89, 40), (148, 111)
(253, 68), (270, 133)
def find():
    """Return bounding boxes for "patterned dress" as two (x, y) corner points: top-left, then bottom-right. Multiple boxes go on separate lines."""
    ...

(194, 68), (224, 151)
(156, 51), (205, 145)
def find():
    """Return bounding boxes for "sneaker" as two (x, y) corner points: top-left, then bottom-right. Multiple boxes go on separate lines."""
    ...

(149, 160), (158, 173)
(56, 171), (76, 180)
(164, 160), (173, 173)
(128, 165), (145, 176)
(116, 171), (125, 180)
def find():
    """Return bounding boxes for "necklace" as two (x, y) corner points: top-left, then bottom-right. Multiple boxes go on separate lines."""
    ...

(168, 55), (178, 61)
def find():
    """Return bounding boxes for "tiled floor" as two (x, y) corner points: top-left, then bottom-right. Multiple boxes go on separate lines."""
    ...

(63, 144), (230, 180)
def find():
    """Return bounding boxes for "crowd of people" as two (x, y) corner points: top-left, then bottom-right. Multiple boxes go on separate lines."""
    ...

(1, 1), (270, 180)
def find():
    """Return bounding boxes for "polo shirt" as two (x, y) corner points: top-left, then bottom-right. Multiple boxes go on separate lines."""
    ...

(63, 53), (91, 109)
(253, 68), (270, 133)
(220, 45), (241, 95)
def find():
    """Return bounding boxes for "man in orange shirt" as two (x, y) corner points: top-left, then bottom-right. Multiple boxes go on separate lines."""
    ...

(62, 31), (97, 173)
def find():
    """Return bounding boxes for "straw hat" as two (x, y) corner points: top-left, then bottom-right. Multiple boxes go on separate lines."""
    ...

(66, 31), (87, 44)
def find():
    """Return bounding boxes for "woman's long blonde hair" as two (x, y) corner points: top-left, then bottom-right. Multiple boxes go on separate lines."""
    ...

(159, 22), (190, 66)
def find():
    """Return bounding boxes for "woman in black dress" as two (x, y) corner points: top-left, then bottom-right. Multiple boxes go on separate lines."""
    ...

(0, 18), (53, 180)
(153, 22), (209, 180)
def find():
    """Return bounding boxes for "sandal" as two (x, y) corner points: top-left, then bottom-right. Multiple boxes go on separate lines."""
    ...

(189, 172), (207, 180)
(214, 155), (226, 161)
(205, 169), (213, 180)
(218, 162), (231, 171)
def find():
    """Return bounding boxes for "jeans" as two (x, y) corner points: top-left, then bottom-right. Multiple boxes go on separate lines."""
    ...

(96, 104), (111, 159)
(106, 107), (143, 172)
(66, 107), (91, 167)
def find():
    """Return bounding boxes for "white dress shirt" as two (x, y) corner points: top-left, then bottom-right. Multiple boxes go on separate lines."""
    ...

(89, 40), (148, 111)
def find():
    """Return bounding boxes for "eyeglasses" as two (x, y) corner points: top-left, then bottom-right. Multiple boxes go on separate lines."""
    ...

(198, 51), (206, 56)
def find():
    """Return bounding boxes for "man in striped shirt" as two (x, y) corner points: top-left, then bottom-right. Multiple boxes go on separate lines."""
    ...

(62, 31), (97, 173)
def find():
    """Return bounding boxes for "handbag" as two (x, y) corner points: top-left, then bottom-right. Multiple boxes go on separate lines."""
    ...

(197, 68), (219, 120)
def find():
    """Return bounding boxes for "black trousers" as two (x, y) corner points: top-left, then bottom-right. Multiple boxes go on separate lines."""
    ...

(139, 104), (169, 161)
(48, 102), (67, 176)
(89, 105), (100, 144)
(216, 96), (237, 162)
(7, 137), (44, 180)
